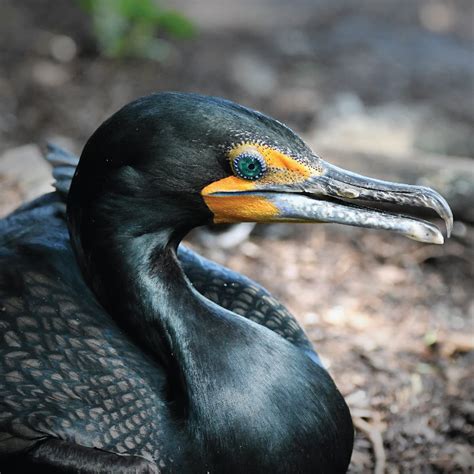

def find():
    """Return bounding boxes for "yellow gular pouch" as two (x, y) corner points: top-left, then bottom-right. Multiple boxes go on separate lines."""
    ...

(201, 143), (320, 223)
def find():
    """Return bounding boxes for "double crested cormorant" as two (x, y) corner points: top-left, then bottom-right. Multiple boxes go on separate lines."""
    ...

(0, 93), (452, 473)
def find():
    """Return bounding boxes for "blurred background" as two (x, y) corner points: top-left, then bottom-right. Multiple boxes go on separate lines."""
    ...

(0, 0), (473, 471)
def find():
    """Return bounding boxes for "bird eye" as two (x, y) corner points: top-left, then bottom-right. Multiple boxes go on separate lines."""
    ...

(232, 152), (267, 180)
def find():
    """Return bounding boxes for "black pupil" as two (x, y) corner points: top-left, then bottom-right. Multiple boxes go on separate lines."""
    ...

(248, 163), (256, 170)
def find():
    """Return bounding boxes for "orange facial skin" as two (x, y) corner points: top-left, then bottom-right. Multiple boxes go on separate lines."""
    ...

(203, 194), (279, 223)
(201, 142), (320, 223)
(229, 143), (313, 178)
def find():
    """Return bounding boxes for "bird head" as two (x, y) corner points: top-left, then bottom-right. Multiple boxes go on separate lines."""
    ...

(69, 92), (452, 249)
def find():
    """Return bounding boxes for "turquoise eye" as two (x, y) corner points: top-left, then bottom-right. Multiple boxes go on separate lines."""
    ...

(232, 152), (267, 180)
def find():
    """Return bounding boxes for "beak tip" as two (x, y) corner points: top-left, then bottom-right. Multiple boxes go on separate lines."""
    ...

(407, 223), (445, 245)
(425, 233), (444, 245)
(422, 232), (444, 245)
(430, 190), (453, 240)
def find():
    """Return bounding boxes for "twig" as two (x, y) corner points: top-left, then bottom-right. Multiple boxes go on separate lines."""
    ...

(353, 416), (386, 474)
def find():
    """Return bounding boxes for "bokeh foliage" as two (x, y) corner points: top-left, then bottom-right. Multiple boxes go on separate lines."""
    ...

(78, 0), (195, 59)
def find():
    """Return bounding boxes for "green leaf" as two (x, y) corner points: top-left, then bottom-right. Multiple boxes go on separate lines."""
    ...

(76, 0), (196, 59)
(156, 11), (196, 38)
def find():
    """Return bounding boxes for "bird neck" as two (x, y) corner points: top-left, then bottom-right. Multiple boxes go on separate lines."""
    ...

(101, 227), (210, 375)
(68, 189), (354, 471)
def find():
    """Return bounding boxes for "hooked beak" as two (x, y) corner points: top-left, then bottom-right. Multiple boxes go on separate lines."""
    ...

(270, 160), (452, 244)
(203, 158), (453, 245)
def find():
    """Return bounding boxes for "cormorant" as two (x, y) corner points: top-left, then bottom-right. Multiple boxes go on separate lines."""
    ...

(0, 93), (452, 473)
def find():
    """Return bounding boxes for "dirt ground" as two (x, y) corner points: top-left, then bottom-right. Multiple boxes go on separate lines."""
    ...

(0, 1), (473, 472)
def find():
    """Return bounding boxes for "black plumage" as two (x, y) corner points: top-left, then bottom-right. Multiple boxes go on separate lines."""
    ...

(0, 92), (452, 473)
